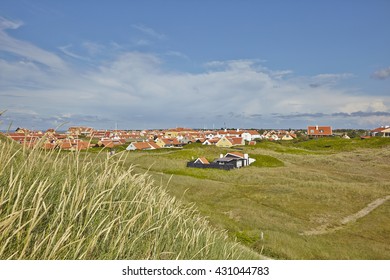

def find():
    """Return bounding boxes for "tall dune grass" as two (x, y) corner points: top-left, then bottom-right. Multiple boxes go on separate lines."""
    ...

(0, 137), (259, 259)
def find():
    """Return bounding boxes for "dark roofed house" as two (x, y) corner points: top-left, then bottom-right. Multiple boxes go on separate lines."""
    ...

(194, 157), (210, 165)
(188, 152), (255, 170)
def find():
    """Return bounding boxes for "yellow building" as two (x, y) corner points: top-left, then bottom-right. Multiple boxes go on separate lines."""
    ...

(216, 136), (233, 148)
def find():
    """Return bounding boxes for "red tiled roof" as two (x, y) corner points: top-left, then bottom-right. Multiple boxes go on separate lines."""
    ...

(245, 130), (260, 135)
(196, 157), (210, 164)
(100, 140), (114, 148)
(161, 138), (181, 145)
(60, 142), (72, 149)
(148, 142), (160, 149)
(43, 142), (56, 149)
(307, 126), (332, 136)
(207, 138), (219, 143)
(133, 142), (152, 150)
(371, 127), (387, 133)
(229, 137), (244, 145)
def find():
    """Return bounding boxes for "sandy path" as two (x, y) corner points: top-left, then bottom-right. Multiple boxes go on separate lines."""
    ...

(301, 195), (390, 236)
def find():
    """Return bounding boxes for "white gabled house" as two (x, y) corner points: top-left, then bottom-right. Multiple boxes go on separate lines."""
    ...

(241, 130), (261, 141)
(380, 127), (390, 137)
(223, 152), (256, 166)
(126, 141), (160, 151)
(202, 138), (219, 145)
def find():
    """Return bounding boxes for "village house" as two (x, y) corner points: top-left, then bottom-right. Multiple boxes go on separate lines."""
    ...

(204, 130), (218, 139)
(188, 152), (256, 170)
(97, 137), (126, 148)
(261, 130), (296, 141)
(307, 125), (333, 137)
(92, 130), (111, 139)
(164, 127), (197, 138)
(202, 138), (220, 145)
(216, 136), (245, 148)
(382, 128), (390, 137)
(126, 141), (160, 151)
(67, 126), (94, 137)
(193, 157), (210, 165)
(155, 137), (183, 148)
(5, 128), (92, 151)
(56, 139), (91, 150)
(370, 126), (390, 137)
(217, 129), (242, 138)
(215, 152), (255, 168)
(15, 127), (31, 134)
(241, 130), (261, 141)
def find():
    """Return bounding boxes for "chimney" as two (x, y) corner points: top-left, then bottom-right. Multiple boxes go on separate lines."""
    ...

(244, 153), (249, 159)
(220, 154), (224, 158)
(316, 125), (319, 130)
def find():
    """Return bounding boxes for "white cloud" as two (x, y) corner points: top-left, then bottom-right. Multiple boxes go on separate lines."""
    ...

(0, 17), (67, 70)
(165, 51), (189, 60)
(0, 16), (23, 30)
(1, 25), (389, 129)
(131, 24), (166, 40)
(59, 44), (87, 60)
(371, 67), (390, 80)
(82, 41), (105, 56)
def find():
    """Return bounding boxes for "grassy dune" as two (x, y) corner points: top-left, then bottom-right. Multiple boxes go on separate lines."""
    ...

(2, 135), (389, 259)
(124, 138), (390, 259)
(0, 137), (260, 260)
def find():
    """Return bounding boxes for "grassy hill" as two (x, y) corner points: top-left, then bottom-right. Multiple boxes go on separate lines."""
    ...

(2, 136), (389, 259)
(122, 138), (390, 259)
(0, 138), (260, 259)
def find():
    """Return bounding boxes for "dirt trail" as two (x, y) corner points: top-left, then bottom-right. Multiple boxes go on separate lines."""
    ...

(302, 195), (390, 236)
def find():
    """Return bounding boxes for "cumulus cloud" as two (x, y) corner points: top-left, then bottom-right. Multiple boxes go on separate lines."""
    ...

(303, 73), (354, 88)
(278, 111), (390, 119)
(1, 22), (389, 129)
(371, 67), (390, 80)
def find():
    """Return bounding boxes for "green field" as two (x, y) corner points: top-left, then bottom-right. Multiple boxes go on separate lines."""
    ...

(122, 138), (390, 259)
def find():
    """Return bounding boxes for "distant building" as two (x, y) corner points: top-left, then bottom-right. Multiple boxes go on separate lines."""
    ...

(126, 141), (160, 151)
(216, 136), (245, 148)
(307, 125), (333, 137)
(187, 152), (255, 170)
(370, 126), (390, 137)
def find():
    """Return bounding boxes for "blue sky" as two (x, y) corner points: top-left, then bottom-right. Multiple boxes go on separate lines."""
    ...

(1, 0), (389, 130)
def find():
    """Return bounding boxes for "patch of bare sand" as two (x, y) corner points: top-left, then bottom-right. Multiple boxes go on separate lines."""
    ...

(301, 195), (390, 236)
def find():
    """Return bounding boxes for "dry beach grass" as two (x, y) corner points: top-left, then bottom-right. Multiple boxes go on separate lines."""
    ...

(0, 136), (260, 259)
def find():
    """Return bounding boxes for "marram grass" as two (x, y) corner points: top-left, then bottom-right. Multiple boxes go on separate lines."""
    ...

(0, 138), (260, 260)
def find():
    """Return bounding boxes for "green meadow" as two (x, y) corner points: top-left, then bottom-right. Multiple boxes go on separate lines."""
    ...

(122, 138), (390, 259)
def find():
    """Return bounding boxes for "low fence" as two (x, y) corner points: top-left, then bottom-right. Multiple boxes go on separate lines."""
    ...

(186, 161), (235, 171)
